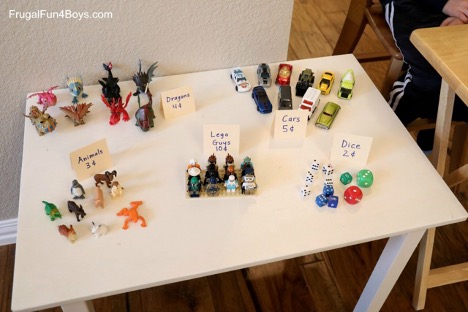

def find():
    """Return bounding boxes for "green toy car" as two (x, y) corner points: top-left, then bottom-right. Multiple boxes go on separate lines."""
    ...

(315, 102), (341, 129)
(337, 69), (355, 99)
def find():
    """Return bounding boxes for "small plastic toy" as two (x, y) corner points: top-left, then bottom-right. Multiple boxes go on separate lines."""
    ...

(94, 186), (104, 208)
(42, 201), (62, 221)
(356, 169), (374, 188)
(337, 69), (355, 100)
(111, 181), (124, 199)
(223, 165), (237, 182)
(99, 62), (121, 103)
(327, 195), (339, 208)
(278, 85), (292, 110)
(340, 172), (353, 185)
(24, 106), (57, 136)
(101, 92), (131, 126)
(315, 194), (328, 207)
(317, 72), (335, 95)
(94, 170), (117, 188)
(27, 86), (58, 112)
(299, 87), (321, 120)
(66, 76), (88, 104)
(241, 174), (257, 194)
(315, 102), (341, 130)
(67, 200), (86, 222)
(257, 63), (271, 87)
(323, 184), (334, 197)
(344, 186), (363, 205)
(206, 176), (220, 196)
(224, 175), (238, 193)
(230, 67), (251, 92)
(60, 103), (93, 126)
(58, 224), (77, 243)
(204, 154), (222, 185)
(240, 156), (254, 176)
(276, 63), (293, 86)
(135, 94), (155, 132)
(296, 68), (315, 96)
(70, 179), (85, 199)
(133, 60), (158, 96)
(91, 222), (109, 238)
(251, 86), (272, 114)
(116, 201), (147, 229)
(188, 175), (202, 197)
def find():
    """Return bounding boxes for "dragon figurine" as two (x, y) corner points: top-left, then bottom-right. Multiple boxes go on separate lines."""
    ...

(27, 86), (58, 112)
(135, 93), (155, 132)
(66, 76), (88, 104)
(60, 103), (93, 126)
(98, 62), (121, 103)
(24, 106), (57, 136)
(101, 92), (131, 126)
(132, 60), (158, 96)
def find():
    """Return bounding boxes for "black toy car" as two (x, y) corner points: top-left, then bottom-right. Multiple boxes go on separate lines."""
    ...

(295, 68), (315, 96)
(251, 86), (272, 114)
(278, 85), (293, 110)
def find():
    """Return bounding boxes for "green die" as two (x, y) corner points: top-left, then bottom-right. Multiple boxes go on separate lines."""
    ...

(357, 169), (373, 188)
(340, 172), (353, 185)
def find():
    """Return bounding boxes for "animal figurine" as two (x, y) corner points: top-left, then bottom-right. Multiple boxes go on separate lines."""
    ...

(116, 201), (147, 229)
(98, 62), (121, 103)
(60, 103), (93, 126)
(24, 106), (57, 136)
(67, 200), (86, 222)
(66, 76), (88, 104)
(110, 181), (124, 199)
(70, 179), (85, 199)
(42, 201), (62, 221)
(91, 222), (109, 238)
(58, 224), (77, 243)
(27, 86), (58, 112)
(94, 170), (117, 188)
(133, 60), (158, 96)
(94, 186), (104, 208)
(101, 92), (131, 126)
(135, 94), (155, 132)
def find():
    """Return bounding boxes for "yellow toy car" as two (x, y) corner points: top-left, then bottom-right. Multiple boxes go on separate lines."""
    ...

(317, 71), (335, 95)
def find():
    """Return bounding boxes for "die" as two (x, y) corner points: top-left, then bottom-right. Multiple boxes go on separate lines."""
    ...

(300, 186), (311, 197)
(305, 171), (314, 184)
(324, 177), (334, 186)
(323, 184), (334, 197)
(327, 195), (339, 208)
(344, 186), (363, 204)
(322, 164), (334, 175)
(356, 169), (374, 188)
(311, 160), (320, 173)
(315, 194), (328, 207)
(340, 172), (353, 185)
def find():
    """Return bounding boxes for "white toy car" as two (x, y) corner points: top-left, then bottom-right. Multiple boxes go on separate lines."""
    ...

(299, 87), (321, 120)
(230, 67), (251, 92)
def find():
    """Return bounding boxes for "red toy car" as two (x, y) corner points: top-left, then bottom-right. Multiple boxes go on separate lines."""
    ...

(275, 63), (293, 86)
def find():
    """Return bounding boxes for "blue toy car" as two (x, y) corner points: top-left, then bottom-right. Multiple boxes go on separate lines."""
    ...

(251, 86), (272, 114)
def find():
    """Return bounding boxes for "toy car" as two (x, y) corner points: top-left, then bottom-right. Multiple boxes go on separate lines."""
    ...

(278, 85), (292, 110)
(275, 63), (293, 86)
(299, 87), (321, 120)
(251, 86), (272, 114)
(295, 68), (315, 96)
(230, 67), (251, 92)
(337, 69), (355, 99)
(317, 71), (335, 95)
(315, 102), (340, 129)
(257, 63), (271, 87)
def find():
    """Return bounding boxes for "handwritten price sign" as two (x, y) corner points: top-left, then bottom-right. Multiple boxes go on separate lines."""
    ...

(203, 124), (240, 159)
(273, 110), (308, 140)
(69, 139), (113, 181)
(160, 86), (196, 120)
(330, 133), (373, 166)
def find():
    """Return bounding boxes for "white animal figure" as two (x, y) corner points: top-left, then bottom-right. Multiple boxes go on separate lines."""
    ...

(110, 181), (124, 199)
(91, 222), (109, 238)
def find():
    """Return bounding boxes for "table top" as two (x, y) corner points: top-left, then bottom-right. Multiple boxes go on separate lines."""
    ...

(410, 24), (468, 103)
(12, 54), (467, 311)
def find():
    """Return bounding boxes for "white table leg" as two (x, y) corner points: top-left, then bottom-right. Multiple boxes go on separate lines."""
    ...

(354, 229), (425, 312)
(61, 300), (95, 312)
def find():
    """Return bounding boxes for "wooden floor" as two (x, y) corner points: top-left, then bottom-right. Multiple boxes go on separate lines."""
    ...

(2, 1), (467, 311)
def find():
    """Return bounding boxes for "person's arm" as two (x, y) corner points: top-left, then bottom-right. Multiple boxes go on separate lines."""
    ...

(442, 0), (468, 22)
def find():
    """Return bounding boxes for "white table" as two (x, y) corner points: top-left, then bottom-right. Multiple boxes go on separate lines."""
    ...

(12, 55), (467, 312)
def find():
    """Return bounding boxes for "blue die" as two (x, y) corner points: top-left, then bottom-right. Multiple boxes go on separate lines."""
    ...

(323, 184), (334, 197)
(315, 194), (328, 207)
(327, 195), (339, 208)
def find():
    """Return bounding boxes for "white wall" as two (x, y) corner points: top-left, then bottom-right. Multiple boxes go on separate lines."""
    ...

(0, 0), (294, 220)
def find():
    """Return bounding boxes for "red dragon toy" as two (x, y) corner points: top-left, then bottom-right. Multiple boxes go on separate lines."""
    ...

(100, 92), (132, 125)
(27, 86), (59, 112)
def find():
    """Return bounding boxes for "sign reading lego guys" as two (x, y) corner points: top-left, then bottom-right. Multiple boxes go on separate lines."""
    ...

(160, 86), (196, 120)
(203, 124), (240, 159)
(273, 110), (308, 140)
(330, 133), (373, 166)
(70, 138), (113, 181)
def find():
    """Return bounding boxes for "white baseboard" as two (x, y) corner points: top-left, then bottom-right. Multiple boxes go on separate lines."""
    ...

(0, 218), (17, 246)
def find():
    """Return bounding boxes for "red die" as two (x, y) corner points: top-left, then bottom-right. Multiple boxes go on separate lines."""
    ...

(344, 186), (363, 204)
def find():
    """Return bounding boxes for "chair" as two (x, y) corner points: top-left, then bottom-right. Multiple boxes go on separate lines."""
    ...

(332, 0), (403, 99)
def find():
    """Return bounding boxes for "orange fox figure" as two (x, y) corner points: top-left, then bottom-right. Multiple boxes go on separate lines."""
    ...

(116, 201), (147, 230)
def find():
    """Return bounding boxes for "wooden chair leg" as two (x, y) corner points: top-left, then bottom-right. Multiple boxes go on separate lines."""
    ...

(332, 0), (368, 55)
(413, 228), (436, 310)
